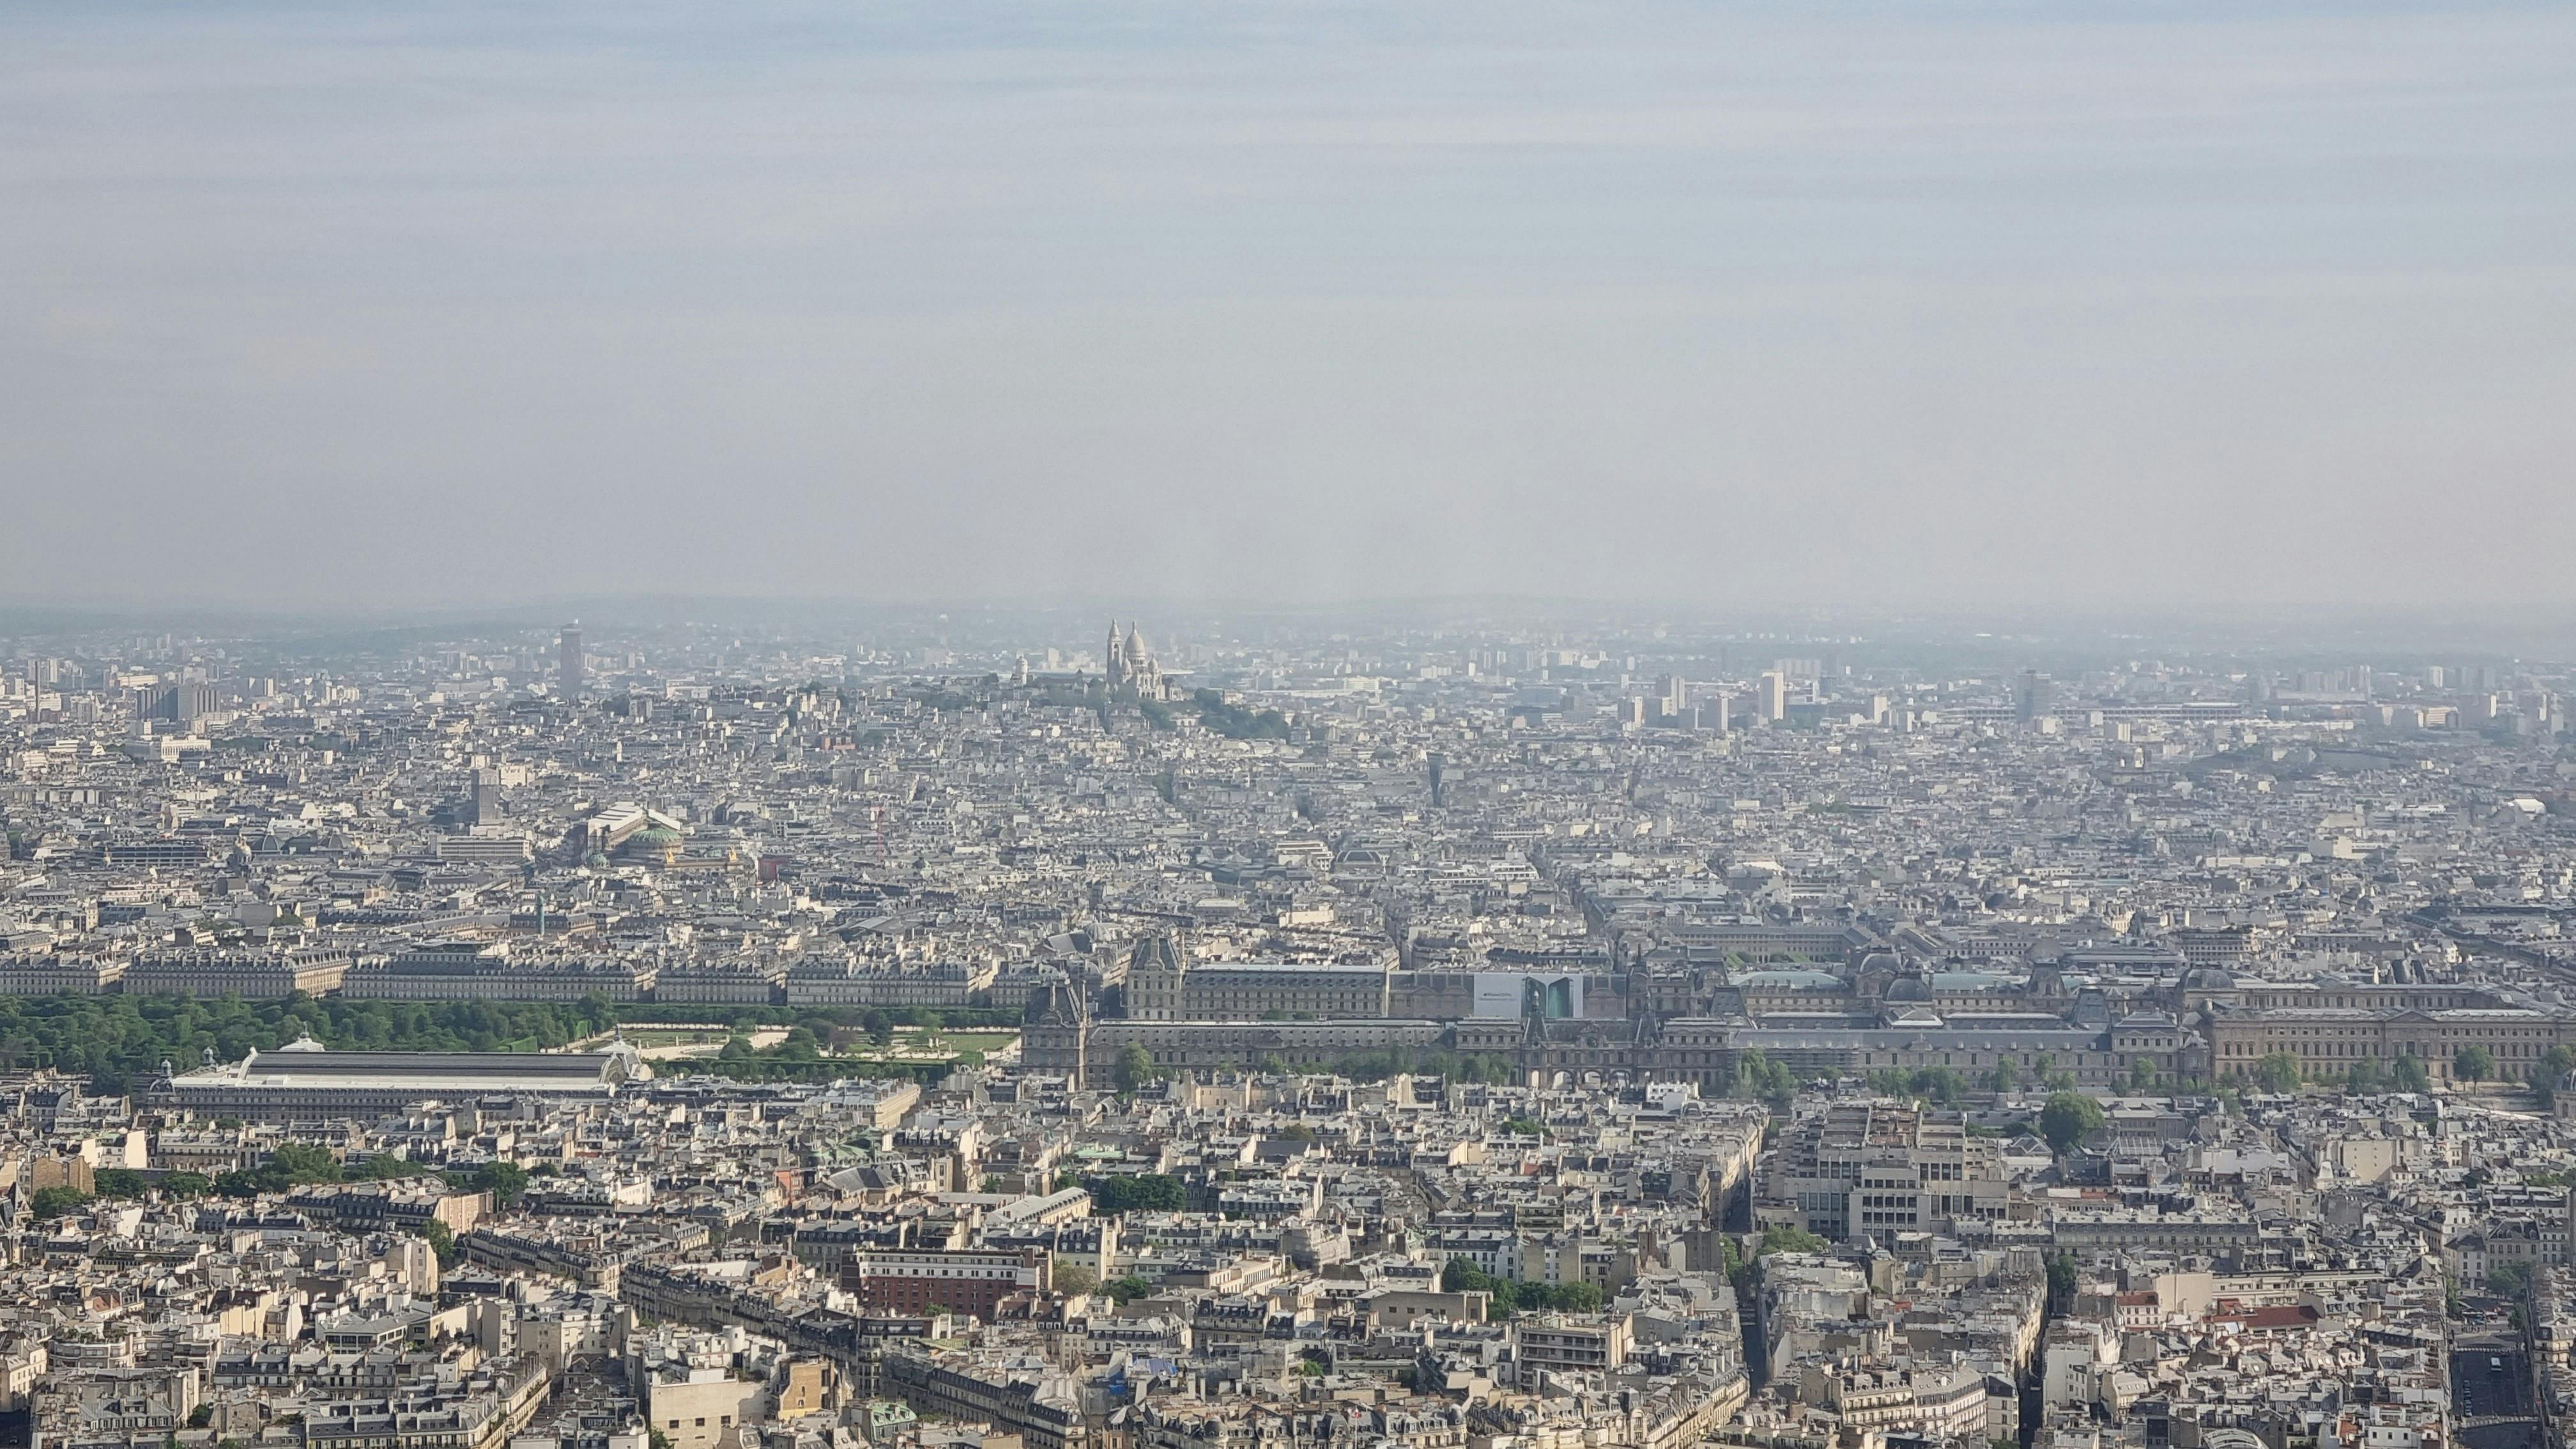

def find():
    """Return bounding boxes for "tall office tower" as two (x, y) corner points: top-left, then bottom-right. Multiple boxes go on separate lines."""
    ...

(559, 623), (585, 695)
(470, 769), (502, 827)
(2016, 670), (2053, 724)
(1759, 670), (1788, 723)
(1701, 692), (1731, 734)
(1657, 674), (1688, 720)
(139, 681), (220, 723)
(1428, 752), (1446, 808)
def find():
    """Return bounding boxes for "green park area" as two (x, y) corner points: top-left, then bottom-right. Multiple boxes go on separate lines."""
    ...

(631, 1022), (1016, 1065)
(0, 993), (1026, 1092)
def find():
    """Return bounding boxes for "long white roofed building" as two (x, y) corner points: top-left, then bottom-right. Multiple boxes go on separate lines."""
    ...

(142, 1038), (649, 1119)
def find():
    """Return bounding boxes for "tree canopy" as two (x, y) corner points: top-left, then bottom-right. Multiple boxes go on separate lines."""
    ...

(1867, 1066), (1969, 1106)
(0, 992), (1021, 1094)
(2038, 1091), (2105, 1156)
(1113, 1043), (1157, 1092)
(1439, 1257), (1604, 1316)
(1734, 1050), (1798, 1104)
(0, 992), (617, 1092)
(2254, 1052), (2303, 1093)
(1192, 690), (1292, 740)
(29, 1185), (92, 1220)
(1088, 1174), (1185, 1215)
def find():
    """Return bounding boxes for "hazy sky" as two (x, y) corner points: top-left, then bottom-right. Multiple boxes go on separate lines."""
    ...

(6, 0), (2573, 610)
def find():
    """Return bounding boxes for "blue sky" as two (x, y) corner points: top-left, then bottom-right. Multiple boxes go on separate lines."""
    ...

(5, 0), (2573, 608)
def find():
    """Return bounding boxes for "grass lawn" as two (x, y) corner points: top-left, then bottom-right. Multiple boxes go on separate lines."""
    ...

(832, 1028), (1021, 1062)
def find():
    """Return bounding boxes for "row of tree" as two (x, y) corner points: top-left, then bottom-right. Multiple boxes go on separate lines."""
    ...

(1087, 1173), (1187, 1214)
(1742, 1050), (2096, 1104)
(1821, 1046), (2570, 1112)
(61, 1147), (532, 1207)
(2234, 1044), (2571, 1096)
(1851, 1054), (2110, 1103)
(613, 1002), (1029, 1033)
(1108, 1043), (1531, 1092)
(0, 992), (622, 1091)
(1716, 1224), (1832, 1295)
(1439, 1257), (1606, 1315)
(0, 992), (1047, 1094)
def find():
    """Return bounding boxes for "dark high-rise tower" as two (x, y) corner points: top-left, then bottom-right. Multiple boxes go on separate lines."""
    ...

(559, 623), (585, 695)
(2016, 669), (2052, 724)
